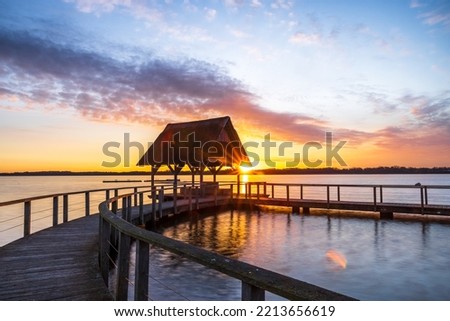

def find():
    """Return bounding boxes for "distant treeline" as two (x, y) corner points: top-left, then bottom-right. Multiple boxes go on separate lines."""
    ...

(1, 166), (449, 176)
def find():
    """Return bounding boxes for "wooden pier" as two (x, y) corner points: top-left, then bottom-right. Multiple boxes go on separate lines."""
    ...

(0, 215), (112, 300)
(0, 181), (449, 301)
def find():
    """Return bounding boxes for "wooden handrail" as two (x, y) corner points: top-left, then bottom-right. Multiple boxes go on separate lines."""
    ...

(98, 191), (357, 301)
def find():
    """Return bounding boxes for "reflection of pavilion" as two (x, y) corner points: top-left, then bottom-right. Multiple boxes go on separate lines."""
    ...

(137, 116), (249, 195)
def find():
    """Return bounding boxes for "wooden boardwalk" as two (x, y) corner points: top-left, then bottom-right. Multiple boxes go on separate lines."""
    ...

(0, 214), (112, 300)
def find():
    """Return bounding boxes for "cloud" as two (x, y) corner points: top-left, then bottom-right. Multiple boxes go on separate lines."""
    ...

(0, 28), (340, 143)
(250, 0), (263, 8)
(271, 0), (293, 10)
(289, 32), (321, 45)
(204, 7), (217, 21)
(65, 0), (133, 14)
(409, 0), (423, 9)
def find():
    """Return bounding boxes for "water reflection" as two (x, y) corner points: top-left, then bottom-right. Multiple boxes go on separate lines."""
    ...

(151, 209), (450, 300)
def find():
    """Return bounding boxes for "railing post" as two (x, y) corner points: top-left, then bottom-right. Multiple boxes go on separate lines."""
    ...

(52, 196), (58, 226)
(257, 183), (260, 200)
(424, 186), (428, 205)
(116, 232), (131, 301)
(379, 186), (383, 203)
(189, 187), (193, 212)
(286, 185), (290, 202)
(326, 186), (330, 209)
(99, 217), (111, 285)
(373, 186), (377, 211)
(337, 186), (340, 202)
(420, 187), (424, 215)
(134, 187), (138, 206)
(230, 184), (233, 201)
(263, 182), (267, 197)
(214, 185), (218, 206)
(106, 189), (110, 201)
(151, 187), (157, 222)
(139, 192), (144, 224)
(241, 281), (265, 301)
(271, 184), (274, 199)
(63, 194), (68, 223)
(135, 240), (149, 301)
(85, 192), (90, 216)
(300, 184), (303, 200)
(127, 195), (132, 221)
(195, 186), (200, 210)
(122, 197), (127, 220)
(159, 186), (164, 218)
(24, 201), (31, 237)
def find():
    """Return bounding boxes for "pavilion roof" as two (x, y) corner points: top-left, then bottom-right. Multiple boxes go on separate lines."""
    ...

(137, 116), (249, 170)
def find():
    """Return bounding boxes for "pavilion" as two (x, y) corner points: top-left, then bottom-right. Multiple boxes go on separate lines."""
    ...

(137, 116), (250, 195)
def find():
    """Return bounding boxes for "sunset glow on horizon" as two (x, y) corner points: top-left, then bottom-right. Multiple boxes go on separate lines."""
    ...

(1, 0), (449, 172)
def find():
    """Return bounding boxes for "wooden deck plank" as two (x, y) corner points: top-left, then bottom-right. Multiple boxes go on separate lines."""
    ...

(0, 214), (112, 301)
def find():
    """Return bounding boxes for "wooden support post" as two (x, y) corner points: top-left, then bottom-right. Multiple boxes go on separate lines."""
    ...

(52, 196), (58, 226)
(271, 184), (274, 199)
(424, 187), (428, 205)
(379, 186), (383, 203)
(373, 186), (377, 211)
(230, 184), (233, 201)
(134, 187), (138, 206)
(116, 232), (131, 301)
(189, 187), (193, 212)
(63, 194), (68, 223)
(337, 186), (340, 202)
(195, 186), (200, 210)
(139, 192), (144, 224)
(159, 187), (164, 218)
(106, 189), (110, 201)
(237, 174), (240, 196)
(420, 187), (424, 215)
(134, 240), (150, 301)
(380, 211), (394, 220)
(122, 197), (127, 220)
(85, 192), (90, 216)
(127, 196), (132, 221)
(241, 281), (265, 301)
(292, 206), (300, 214)
(151, 187), (157, 222)
(112, 199), (118, 214)
(300, 184), (303, 200)
(263, 182), (267, 197)
(303, 207), (310, 214)
(174, 174), (178, 215)
(24, 201), (31, 237)
(326, 186), (330, 209)
(257, 183), (260, 200)
(99, 218), (111, 284)
(214, 184), (218, 206)
(286, 185), (290, 202)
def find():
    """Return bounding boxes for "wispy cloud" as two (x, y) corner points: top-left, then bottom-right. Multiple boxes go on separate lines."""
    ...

(289, 32), (321, 45)
(204, 7), (217, 21)
(0, 28), (337, 143)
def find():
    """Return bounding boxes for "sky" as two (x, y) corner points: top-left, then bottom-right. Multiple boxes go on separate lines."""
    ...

(0, 0), (449, 172)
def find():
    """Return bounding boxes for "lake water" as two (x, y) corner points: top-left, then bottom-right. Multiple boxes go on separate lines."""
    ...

(1, 174), (450, 300)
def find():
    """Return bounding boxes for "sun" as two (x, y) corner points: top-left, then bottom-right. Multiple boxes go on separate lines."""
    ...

(239, 165), (252, 173)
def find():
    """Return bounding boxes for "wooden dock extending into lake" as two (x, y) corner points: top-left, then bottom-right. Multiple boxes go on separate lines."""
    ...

(0, 214), (112, 300)
(0, 182), (449, 301)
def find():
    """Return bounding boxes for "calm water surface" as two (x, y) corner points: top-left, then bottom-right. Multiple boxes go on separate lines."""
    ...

(1, 174), (450, 300)
(151, 208), (450, 301)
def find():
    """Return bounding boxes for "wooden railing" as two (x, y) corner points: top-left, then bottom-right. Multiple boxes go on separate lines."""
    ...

(0, 186), (152, 243)
(98, 183), (356, 301)
(244, 182), (450, 213)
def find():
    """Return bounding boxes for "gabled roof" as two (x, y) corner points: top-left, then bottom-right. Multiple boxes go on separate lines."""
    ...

(137, 116), (249, 169)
